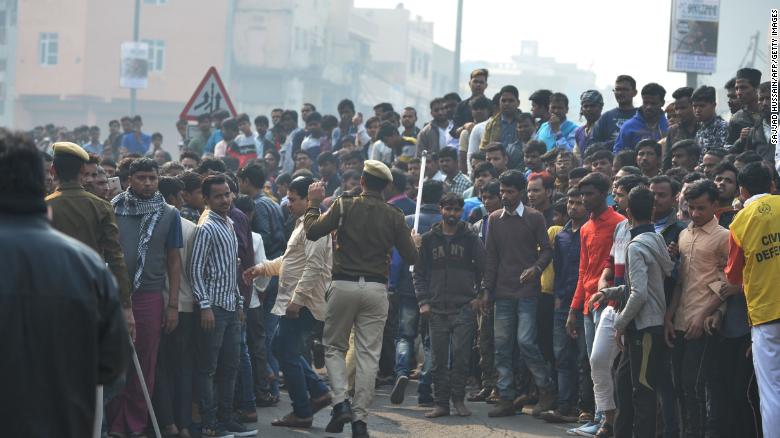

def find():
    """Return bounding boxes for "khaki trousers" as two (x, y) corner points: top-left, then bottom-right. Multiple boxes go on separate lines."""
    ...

(324, 279), (388, 422)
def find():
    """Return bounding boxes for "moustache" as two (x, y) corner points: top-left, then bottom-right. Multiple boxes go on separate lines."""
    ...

(444, 216), (459, 226)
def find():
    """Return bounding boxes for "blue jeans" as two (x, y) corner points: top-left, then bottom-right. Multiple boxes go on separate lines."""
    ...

(197, 307), (240, 428)
(494, 297), (553, 400)
(272, 307), (329, 418)
(264, 312), (280, 397)
(394, 299), (420, 379)
(234, 321), (256, 412)
(583, 307), (602, 358)
(553, 309), (587, 410)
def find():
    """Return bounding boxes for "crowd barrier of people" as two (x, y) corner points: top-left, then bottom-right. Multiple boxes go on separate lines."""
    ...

(1, 65), (779, 438)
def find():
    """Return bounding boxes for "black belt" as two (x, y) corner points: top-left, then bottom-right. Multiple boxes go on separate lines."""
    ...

(333, 273), (387, 284)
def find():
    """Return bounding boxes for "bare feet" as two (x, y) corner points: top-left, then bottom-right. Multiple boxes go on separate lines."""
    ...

(453, 400), (472, 417)
(425, 405), (450, 418)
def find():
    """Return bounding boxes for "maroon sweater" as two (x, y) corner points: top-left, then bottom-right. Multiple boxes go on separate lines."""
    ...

(483, 205), (552, 300)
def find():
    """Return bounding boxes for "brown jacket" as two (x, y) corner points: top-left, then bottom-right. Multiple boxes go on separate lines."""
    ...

(482, 204), (553, 300)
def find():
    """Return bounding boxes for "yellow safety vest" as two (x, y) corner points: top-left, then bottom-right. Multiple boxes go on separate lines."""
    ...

(730, 195), (780, 325)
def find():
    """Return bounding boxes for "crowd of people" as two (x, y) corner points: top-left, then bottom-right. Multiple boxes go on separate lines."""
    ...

(2, 64), (779, 438)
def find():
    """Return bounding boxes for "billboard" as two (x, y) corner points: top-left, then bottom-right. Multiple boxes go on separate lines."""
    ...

(120, 42), (150, 89)
(668, 0), (720, 74)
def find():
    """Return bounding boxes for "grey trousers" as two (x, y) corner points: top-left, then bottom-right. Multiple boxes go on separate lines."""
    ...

(323, 279), (389, 422)
(429, 307), (477, 407)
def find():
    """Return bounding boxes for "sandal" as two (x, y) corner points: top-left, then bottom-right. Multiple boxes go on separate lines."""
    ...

(595, 423), (613, 438)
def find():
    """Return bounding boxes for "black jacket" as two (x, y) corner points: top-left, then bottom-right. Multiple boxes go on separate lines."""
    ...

(413, 221), (486, 314)
(0, 214), (129, 438)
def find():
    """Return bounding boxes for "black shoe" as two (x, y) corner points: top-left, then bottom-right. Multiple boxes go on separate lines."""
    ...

(313, 339), (326, 369)
(467, 386), (493, 402)
(201, 426), (234, 438)
(351, 420), (369, 438)
(390, 376), (408, 405)
(223, 418), (257, 436)
(417, 395), (434, 407)
(255, 391), (278, 407)
(375, 375), (394, 387)
(325, 400), (354, 433)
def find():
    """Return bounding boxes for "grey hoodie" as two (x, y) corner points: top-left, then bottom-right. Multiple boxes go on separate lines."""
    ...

(604, 227), (674, 332)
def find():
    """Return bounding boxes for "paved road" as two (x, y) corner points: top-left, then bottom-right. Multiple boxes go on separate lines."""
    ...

(251, 380), (575, 438)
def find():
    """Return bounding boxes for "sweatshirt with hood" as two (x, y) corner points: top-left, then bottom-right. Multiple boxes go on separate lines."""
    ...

(603, 224), (674, 332)
(413, 221), (486, 314)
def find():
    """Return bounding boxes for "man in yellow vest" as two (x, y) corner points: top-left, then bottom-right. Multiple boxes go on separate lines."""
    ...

(722, 163), (779, 438)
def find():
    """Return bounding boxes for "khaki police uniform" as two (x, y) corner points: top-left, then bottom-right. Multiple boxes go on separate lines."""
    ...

(304, 160), (417, 422)
(46, 142), (132, 306)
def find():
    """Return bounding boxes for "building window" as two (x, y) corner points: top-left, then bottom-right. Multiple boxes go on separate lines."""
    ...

(422, 54), (429, 79)
(409, 48), (417, 74)
(144, 0), (168, 4)
(143, 39), (165, 72)
(39, 32), (58, 66)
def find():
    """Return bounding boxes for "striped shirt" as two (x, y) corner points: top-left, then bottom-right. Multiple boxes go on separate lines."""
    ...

(190, 210), (242, 311)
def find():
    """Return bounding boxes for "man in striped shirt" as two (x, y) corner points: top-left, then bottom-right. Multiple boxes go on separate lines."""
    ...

(190, 174), (255, 438)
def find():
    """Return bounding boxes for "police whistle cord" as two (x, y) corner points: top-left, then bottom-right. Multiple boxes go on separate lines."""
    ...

(130, 334), (163, 438)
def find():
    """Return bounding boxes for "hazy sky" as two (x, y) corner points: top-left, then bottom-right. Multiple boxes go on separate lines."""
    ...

(355, 0), (697, 90)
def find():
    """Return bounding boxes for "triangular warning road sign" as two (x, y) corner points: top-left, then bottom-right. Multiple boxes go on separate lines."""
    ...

(180, 66), (237, 121)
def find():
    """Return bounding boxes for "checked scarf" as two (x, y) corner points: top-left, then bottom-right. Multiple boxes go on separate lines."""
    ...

(112, 189), (166, 290)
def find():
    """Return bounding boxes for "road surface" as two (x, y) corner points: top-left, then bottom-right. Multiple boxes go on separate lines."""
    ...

(250, 380), (574, 438)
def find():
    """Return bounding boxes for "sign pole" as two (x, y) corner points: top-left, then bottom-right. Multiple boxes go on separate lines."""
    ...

(686, 72), (697, 88)
(130, 0), (140, 115)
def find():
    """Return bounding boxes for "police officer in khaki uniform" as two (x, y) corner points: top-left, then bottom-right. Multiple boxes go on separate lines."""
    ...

(46, 142), (135, 335)
(305, 160), (417, 438)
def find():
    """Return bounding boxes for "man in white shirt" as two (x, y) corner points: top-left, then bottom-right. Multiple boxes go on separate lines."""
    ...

(235, 113), (264, 155)
(243, 176), (333, 428)
(461, 96), (493, 174)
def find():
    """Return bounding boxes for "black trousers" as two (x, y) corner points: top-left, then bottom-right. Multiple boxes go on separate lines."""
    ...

(246, 306), (268, 394)
(708, 334), (762, 438)
(672, 332), (714, 438)
(379, 297), (398, 378)
(615, 329), (667, 438)
(153, 312), (196, 430)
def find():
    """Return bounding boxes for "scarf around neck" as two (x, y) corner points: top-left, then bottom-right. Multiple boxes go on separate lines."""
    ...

(112, 189), (166, 290)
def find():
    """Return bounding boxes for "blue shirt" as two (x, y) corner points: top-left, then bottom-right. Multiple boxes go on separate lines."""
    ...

(499, 115), (518, 147)
(205, 129), (223, 154)
(82, 141), (103, 156)
(553, 221), (581, 307)
(536, 119), (578, 151)
(121, 132), (152, 155)
(613, 110), (669, 153)
(332, 125), (357, 150)
(389, 194), (416, 216)
(462, 196), (483, 221)
(250, 193), (287, 259)
(593, 107), (637, 147)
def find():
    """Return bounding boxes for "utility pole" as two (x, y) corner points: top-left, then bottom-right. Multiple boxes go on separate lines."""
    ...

(749, 31), (759, 67)
(452, 0), (463, 92)
(130, 0), (140, 115)
(686, 72), (697, 89)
